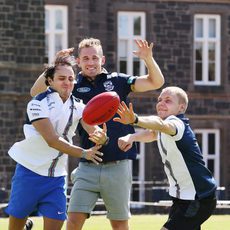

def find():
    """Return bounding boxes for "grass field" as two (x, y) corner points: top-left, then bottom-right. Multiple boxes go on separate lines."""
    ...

(0, 214), (230, 230)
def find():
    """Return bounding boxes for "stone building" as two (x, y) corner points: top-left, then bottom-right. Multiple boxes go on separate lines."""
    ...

(0, 0), (229, 209)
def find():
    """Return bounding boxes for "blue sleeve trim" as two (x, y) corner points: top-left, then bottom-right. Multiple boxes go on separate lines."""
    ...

(31, 117), (47, 123)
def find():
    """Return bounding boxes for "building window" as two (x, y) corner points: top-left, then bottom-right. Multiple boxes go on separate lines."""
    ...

(130, 129), (146, 207)
(194, 129), (220, 185)
(194, 14), (221, 85)
(117, 12), (146, 75)
(45, 5), (68, 64)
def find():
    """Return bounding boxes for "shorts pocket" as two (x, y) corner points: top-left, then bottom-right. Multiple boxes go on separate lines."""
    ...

(70, 167), (79, 183)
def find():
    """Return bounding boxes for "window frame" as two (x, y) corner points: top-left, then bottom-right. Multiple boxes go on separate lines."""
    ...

(117, 11), (146, 76)
(45, 5), (68, 64)
(194, 129), (220, 185)
(193, 14), (221, 85)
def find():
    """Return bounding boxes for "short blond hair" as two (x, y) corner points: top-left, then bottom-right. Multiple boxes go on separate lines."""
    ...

(162, 86), (189, 112)
(78, 38), (103, 56)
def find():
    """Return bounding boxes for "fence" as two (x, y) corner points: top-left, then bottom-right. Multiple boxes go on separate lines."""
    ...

(1, 183), (229, 217)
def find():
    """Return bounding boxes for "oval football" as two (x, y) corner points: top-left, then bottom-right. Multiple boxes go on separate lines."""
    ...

(82, 92), (120, 125)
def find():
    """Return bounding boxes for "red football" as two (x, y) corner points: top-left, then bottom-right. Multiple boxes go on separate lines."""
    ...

(82, 91), (120, 125)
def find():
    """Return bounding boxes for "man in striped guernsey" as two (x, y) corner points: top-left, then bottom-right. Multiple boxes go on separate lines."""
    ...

(5, 60), (107, 230)
(115, 86), (217, 230)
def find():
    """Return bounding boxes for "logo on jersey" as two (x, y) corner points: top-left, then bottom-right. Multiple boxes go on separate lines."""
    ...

(77, 87), (91, 93)
(29, 108), (41, 111)
(32, 113), (40, 116)
(103, 81), (114, 91)
(31, 103), (41, 107)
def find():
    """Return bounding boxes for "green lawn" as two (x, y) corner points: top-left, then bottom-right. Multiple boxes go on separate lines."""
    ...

(0, 214), (230, 229)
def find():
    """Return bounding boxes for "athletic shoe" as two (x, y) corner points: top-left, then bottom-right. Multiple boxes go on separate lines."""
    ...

(24, 218), (33, 230)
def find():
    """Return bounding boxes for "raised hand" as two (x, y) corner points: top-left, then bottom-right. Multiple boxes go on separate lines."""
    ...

(113, 101), (136, 125)
(133, 39), (154, 61)
(54, 47), (76, 66)
(55, 47), (74, 58)
(89, 123), (108, 145)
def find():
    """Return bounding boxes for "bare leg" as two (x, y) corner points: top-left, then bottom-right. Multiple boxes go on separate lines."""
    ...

(66, 212), (88, 230)
(43, 216), (64, 230)
(110, 220), (129, 230)
(8, 215), (27, 230)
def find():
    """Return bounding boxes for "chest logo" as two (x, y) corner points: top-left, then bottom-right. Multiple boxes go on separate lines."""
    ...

(77, 87), (91, 93)
(103, 81), (114, 91)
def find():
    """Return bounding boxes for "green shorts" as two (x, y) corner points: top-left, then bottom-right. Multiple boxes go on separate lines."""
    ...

(68, 160), (132, 220)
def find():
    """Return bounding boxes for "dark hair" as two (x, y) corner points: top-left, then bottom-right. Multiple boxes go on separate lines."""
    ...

(43, 66), (55, 86)
(43, 56), (76, 86)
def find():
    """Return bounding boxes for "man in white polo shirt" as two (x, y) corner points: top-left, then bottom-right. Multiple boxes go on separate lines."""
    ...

(115, 86), (217, 230)
(6, 58), (107, 230)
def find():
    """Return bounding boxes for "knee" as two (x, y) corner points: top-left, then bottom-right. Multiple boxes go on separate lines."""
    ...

(66, 217), (79, 230)
(66, 213), (87, 230)
(66, 217), (74, 228)
(110, 220), (129, 230)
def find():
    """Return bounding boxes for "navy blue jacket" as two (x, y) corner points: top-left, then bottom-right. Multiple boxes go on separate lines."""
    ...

(73, 71), (138, 162)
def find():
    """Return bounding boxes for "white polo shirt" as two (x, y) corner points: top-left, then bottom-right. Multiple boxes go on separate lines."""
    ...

(157, 114), (216, 200)
(8, 88), (85, 177)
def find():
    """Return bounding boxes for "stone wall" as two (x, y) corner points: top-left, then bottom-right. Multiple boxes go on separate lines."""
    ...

(0, 0), (44, 193)
(0, 0), (229, 202)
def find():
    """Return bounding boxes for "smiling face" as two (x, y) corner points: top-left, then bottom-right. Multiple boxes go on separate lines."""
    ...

(156, 87), (188, 119)
(48, 65), (75, 102)
(77, 46), (105, 79)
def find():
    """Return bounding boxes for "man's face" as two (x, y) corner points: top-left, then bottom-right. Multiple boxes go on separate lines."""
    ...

(77, 46), (105, 79)
(48, 65), (75, 101)
(156, 90), (185, 119)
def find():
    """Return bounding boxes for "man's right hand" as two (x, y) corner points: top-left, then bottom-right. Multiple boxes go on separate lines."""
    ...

(113, 101), (136, 125)
(82, 145), (103, 165)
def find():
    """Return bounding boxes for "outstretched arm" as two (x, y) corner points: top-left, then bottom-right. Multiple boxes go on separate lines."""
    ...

(114, 101), (176, 135)
(30, 72), (48, 96)
(132, 39), (164, 92)
(118, 130), (157, 152)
